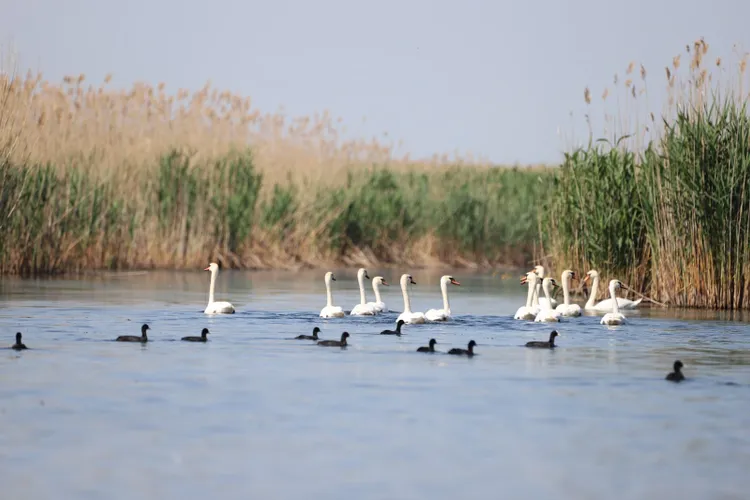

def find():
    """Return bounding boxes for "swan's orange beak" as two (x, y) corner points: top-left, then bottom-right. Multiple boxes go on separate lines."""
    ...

(450, 278), (461, 286)
(570, 272), (577, 280)
(583, 274), (590, 283)
(520, 275), (528, 285)
(203, 266), (210, 271)
(381, 279), (389, 286)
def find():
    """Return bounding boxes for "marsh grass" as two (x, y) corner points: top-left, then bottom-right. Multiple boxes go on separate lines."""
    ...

(0, 45), (551, 275)
(549, 38), (750, 309)
(0, 149), (551, 274)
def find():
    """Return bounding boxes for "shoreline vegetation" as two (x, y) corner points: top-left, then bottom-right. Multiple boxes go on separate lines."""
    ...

(2, 38), (750, 309)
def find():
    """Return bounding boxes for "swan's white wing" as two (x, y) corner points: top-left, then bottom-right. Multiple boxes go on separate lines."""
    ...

(425, 309), (448, 321)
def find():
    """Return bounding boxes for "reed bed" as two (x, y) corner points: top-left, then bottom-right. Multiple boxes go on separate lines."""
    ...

(548, 38), (750, 309)
(0, 51), (550, 274)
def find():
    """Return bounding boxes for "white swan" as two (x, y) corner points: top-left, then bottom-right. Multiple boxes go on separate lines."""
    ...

(534, 278), (562, 322)
(396, 274), (426, 324)
(367, 276), (389, 313)
(350, 268), (377, 316)
(601, 279), (627, 325)
(584, 270), (642, 311)
(319, 271), (345, 318)
(425, 275), (460, 321)
(203, 262), (235, 314)
(531, 265), (559, 309)
(514, 271), (539, 320)
(555, 269), (582, 317)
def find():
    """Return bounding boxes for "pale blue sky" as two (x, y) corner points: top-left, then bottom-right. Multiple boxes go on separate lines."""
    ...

(1, 0), (746, 164)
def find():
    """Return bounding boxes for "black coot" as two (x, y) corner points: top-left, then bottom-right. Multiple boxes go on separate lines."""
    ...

(417, 338), (437, 353)
(665, 360), (685, 382)
(295, 327), (321, 340)
(318, 332), (349, 347)
(380, 320), (405, 336)
(11, 332), (27, 350)
(525, 330), (559, 348)
(116, 324), (150, 343)
(448, 340), (476, 356)
(182, 328), (210, 342)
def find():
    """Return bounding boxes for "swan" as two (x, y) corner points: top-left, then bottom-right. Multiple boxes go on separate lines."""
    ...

(601, 279), (627, 325)
(396, 274), (426, 324)
(555, 269), (582, 317)
(425, 275), (460, 321)
(584, 270), (642, 311)
(534, 278), (562, 322)
(514, 271), (539, 320)
(350, 268), (377, 316)
(319, 271), (346, 318)
(531, 265), (558, 309)
(203, 263), (236, 314)
(367, 276), (389, 313)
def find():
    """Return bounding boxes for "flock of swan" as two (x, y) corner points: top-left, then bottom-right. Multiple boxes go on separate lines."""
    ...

(514, 266), (641, 326)
(204, 261), (642, 327)
(8, 262), (690, 381)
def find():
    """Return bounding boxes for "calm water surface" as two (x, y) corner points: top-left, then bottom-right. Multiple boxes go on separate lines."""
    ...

(1, 269), (749, 500)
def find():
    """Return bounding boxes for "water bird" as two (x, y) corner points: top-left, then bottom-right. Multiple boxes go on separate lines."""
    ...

(534, 278), (563, 322)
(380, 320), (405, 336)
(417, 338), (438, 353)
(555, 270), (582, 317)
(396, 274), (426, 324)
(294, 327), (321, 340)
(320, 271), (345, 318)
(425, 275), (460, 321)
(11, 332), (28, 350)
(116, 324), (150, 342)
(531, 265), (558, 309)
(601, 280), (627, 325)
(583, 270), (642, 311)
(525, 330), (560, 348)
(182, 328), (210, 342)
(514, 271), (539, 320)
(350, 268), (378, 316)
(203, 262), (235, 314)
(318, 331), (349, 347)
(448, 340), (477, 357)
(666, 360), (685, 382)
(367, 276), (389, 313)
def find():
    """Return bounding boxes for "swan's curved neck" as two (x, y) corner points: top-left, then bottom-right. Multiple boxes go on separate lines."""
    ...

(401, 280), (412, 313)
(207, 269), (217, 305)
(372, 281), (382, 303)
(533, 281), (541, 306)
(585, 275), (600, 309)
(609, 283), (620, 314)
(325, 279), (334, 307)
(525, 278), (535, 308)
(440, 279), (451, 313)
(357, 273), (367, 305)
(562, 275), (571, 305)
(542, 280), (552, 309)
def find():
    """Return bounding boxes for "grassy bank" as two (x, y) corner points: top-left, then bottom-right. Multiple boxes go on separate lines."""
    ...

(0, 152), (552, 274)
(546, 39), (750, 309)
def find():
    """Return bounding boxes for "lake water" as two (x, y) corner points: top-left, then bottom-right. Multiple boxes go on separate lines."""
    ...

(1, 268), (749, 500)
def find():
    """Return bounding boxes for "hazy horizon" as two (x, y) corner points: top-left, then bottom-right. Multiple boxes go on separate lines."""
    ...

(1, 0), (747, 165)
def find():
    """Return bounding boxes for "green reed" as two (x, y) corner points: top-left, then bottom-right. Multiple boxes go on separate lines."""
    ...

(0, 152), (551, 275)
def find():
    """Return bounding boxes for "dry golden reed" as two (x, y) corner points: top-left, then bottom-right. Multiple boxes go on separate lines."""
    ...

(1, 47), (551, 275)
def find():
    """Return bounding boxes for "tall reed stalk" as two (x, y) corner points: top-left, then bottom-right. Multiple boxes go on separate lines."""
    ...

(548, 38), (750, 309)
